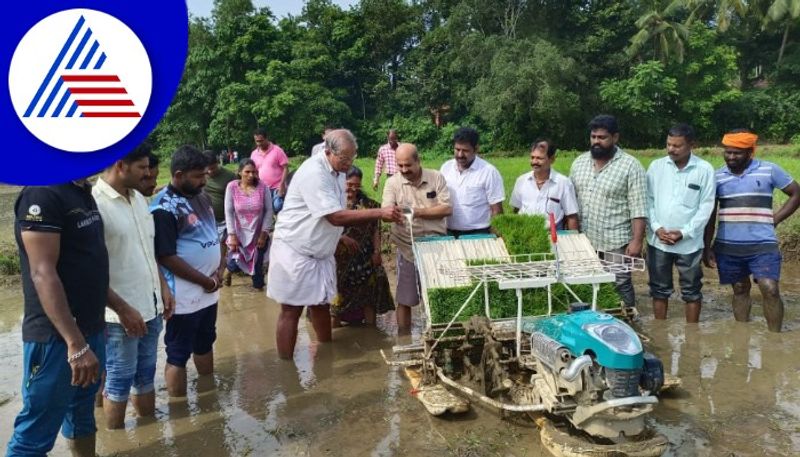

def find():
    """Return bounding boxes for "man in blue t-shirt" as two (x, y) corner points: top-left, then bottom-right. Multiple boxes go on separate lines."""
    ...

(151, 145), (222, 396)
(703, 130), (800, 332)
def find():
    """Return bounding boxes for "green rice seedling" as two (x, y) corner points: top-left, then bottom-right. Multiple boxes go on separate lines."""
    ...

(490, 214), (550, 255)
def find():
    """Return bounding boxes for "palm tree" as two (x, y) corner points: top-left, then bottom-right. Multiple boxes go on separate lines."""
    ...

(628, 0), (691, 63)
(764, 0), (800, 67)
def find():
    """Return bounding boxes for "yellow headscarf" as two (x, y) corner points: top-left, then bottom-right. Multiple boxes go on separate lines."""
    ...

(721, 132), (758, 154)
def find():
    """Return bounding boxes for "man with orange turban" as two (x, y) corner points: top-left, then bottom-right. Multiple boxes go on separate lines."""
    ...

(703, 129), (800, 332)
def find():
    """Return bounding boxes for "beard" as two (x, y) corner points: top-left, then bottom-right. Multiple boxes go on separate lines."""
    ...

(179, 182), (203, 196)
(590, 144), (615, 160)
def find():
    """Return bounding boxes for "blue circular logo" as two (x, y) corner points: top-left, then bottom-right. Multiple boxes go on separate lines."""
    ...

(2, 1), (187, 185)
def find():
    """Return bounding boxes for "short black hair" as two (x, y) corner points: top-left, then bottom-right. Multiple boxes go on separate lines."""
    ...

(588, 114), (619, 135)
(668, 123), (696, 142)
(202, 149), (218, 165)
(146, 152), (160, 169)
(531, 138), (557, 158)
(346, 166), (363, 180)
(122, 142), (152, 164)
(453, 127), (479, 148)
(253, 127), (267, 137)
(170, 145), (207, 176)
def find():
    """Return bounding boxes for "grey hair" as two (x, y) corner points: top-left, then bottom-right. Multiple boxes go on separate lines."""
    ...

(325, 129), (358, 156)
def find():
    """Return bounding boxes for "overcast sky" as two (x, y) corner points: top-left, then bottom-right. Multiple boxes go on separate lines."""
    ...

(187, 0), (358, 19)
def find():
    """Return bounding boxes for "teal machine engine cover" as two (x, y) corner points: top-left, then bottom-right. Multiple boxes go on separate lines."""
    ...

(523, 310), (643, 370)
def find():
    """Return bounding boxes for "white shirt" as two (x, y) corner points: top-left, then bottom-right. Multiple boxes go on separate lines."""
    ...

(311, 142), (325, 156)
(92, 178), (163, 323)
(510, 170), (579, 229)
(273, 151), (345, 258)
(440, 156), (505, 230)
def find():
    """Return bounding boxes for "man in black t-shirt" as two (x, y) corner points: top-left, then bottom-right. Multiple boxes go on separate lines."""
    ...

(7, 181), (126, 457)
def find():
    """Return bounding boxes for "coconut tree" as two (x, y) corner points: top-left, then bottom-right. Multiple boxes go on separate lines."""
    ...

(628, 0), (691, 63)
(764, 0), (800, 67)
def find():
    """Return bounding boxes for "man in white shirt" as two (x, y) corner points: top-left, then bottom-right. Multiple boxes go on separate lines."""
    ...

(268, 129), (403, 360)
(510, 139), (579, 230)
(92, 144), (174, 429)
(440, 127), (505, 237)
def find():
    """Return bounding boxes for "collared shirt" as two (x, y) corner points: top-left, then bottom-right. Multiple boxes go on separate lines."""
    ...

(151, 185), (220, 315)
(311, 142), (325, 156)
(713, 159), (793, 256)
(15, 183), (109, 342)
(646, 154), (716, 255)
(569, 148), (647, 251)
(93, 178), (163, 323)
(382, 169), (451, 261)
(440, 156), (505, 230)
(510, 170), (578, 229)
(250, 143), (288, 190)
(272, 151), (346, 259)
(374, 143), (398, 180)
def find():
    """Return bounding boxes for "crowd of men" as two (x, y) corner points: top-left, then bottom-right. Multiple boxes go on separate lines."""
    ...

(6, 114), (800, 456)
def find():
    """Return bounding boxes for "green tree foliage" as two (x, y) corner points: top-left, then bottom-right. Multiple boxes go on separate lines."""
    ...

(154, 0), (800, 157)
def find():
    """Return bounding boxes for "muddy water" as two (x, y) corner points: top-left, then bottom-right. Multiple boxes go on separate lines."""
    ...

(0, 229), (799, 455)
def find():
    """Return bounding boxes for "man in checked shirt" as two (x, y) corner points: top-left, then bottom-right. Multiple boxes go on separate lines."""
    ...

(372, 129), (399, 190)
(570, 114), (647, 309)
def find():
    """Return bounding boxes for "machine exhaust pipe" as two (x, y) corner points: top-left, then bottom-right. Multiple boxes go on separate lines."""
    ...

(560, 355), (592, 382)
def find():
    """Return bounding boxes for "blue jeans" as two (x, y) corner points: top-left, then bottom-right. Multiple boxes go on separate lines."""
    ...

(227, 246), (267, 289)
(104, 316), (162, 403)
(7, 332), (105, 457)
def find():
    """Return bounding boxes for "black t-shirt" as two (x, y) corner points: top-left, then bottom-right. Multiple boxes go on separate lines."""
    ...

(14, 183), (109, 342)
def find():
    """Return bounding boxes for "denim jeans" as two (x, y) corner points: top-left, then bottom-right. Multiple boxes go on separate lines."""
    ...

(104, 315), (163, 403)
(7, 332), (105, 457)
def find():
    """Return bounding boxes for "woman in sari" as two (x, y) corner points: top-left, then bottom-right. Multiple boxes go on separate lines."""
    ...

(224, 159), (274, 289)
(332, 166), (395, 326)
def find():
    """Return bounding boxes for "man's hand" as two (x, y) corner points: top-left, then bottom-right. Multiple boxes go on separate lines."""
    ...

(655, 227), (674, 245)
(372, 181), (379, 191)
(371, 250), (382, 267)
(339, 235), (359, 253)
(380, 206), (404, 224)
(162, 287), (175, 320)
(702, 248), (717, 268)
(203, 273), (220, 293)
(625, 240), (643, 258)
(118, 304), (146, 337)
(68, 345), (100, 388)
(666, 230), (683, 244)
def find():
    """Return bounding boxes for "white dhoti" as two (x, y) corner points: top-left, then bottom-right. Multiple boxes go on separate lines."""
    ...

(266, 238), (337, 306)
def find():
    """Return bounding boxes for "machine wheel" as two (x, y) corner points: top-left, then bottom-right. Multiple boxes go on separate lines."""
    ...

(537, 417), (668, 457)
(480, 340), (504, 398)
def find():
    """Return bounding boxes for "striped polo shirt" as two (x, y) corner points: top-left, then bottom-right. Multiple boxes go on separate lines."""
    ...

(713, 160), (793, 256)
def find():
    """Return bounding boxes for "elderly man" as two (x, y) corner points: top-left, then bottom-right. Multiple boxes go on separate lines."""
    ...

(440, 127), (504, 237)
(569, 114), (647, 308)
(510, 138), (578, 230)
(268, 129), (403, 360)
(383, 143), (452, 333)
(646, 124), (715, 323)
(703, 130), (800, 332)
(373, 129), (399, 190)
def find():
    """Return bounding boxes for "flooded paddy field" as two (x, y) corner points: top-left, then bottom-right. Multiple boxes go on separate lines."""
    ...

(0, 268), (798, 456)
